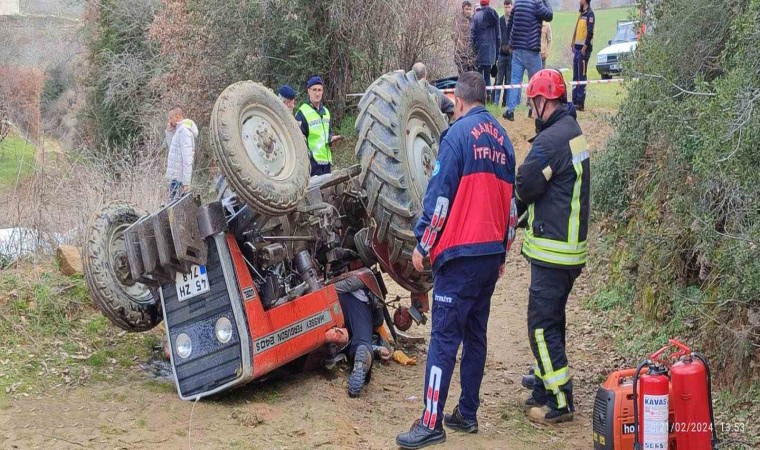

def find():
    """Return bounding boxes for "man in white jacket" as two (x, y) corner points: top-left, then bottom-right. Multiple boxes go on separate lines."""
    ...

(165, 107), (199, 202)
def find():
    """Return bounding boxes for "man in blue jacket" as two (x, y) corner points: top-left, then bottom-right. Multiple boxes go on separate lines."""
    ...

(395, 72), (518, 449)
(470, 0), (500, 100)
(495, 0), (514, 107)
(503, 0), (553, 121)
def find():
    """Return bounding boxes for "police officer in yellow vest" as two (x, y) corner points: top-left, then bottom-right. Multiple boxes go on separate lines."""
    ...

(295, 76), (343, 176)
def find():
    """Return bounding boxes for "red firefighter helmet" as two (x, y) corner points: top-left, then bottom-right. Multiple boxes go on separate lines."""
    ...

(526, 69), (567, 101)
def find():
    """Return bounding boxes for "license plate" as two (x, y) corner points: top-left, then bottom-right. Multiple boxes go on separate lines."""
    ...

(175, 265), (210, 301)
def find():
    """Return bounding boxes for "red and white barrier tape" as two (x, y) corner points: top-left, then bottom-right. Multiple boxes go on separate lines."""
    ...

(346, 77), (626, 98)
(452, 77), (626, 93)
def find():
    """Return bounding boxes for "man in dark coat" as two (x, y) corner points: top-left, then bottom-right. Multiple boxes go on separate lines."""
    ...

(495, 0), (513, 107)
(470, 0), (500, 99)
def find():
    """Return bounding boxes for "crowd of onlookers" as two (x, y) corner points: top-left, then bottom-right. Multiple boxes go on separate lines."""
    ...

(454, 0), (596, 119)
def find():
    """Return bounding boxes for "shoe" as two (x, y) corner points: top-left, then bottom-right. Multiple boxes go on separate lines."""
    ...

(396, 420), (446, 449)
(348, 345), (372, 398)
(502, 110), (514, 121)
(527, 405), (574, 425)
(576, 104), (585, 112)
(443, 405), (478, 433)
(521, 368), (535, 390)
(519, 392), (546, 411)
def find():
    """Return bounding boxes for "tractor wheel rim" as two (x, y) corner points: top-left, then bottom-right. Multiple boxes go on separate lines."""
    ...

(108, 223), (153, 304)
(406, 107), (439, 201)
(240, 106), (295, 181)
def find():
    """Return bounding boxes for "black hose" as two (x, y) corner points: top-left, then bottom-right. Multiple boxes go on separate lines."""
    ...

(632, 360), (650, 450)
(693, 352), (720, 449)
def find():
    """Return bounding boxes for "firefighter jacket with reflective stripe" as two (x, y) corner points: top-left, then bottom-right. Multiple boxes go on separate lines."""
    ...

(414, 106), (518, 272)
(516, 104), (590, 269)
(297, 102), (332, 164)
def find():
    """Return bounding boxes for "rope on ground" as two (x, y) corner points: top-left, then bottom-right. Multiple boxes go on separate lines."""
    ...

(188, 394), (201, 450)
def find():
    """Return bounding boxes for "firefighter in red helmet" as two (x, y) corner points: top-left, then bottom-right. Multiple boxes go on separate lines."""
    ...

(516, 69), (590, 424)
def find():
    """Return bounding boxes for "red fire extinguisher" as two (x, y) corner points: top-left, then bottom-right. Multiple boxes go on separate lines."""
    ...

(632, 339), (719, 450)
(669, 341), (719, 450)
(633, 361), (670, 450)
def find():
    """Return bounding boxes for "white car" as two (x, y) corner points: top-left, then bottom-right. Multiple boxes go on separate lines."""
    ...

(596, 21), (639, 80)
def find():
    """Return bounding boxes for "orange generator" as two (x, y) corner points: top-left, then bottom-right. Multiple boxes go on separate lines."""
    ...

(592, 340), (719, 450)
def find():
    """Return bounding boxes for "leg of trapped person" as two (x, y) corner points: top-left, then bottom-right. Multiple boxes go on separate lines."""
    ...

(445, 254), (501, 434)
(526, 264), (582, 425)
(338, 291), (374, 398)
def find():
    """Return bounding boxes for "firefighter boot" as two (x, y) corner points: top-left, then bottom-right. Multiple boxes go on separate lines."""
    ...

(527, 382), (574, 424)
(396, 420), (446, 449)
(520, 391), (547, 412)
(348, 345), (372, 398)
(443, 405), (478, 433)
(527, 405), (574, 424)
(521, 367), (536, 389)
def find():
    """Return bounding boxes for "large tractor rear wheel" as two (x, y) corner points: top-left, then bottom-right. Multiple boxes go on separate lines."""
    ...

(355, 71), (448, 294)
(83, 203), (161, 332)
(210, 81), (310, 216)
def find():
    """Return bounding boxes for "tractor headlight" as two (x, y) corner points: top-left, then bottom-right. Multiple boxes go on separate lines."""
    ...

(176, 333), (193, 359)
(215, 317), (233, 344)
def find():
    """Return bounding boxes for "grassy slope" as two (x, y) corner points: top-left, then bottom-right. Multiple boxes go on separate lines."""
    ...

(0, 135), (36, 191)
(0, 264), (162, 401)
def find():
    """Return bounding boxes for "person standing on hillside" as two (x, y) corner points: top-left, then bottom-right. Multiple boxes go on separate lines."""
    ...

(516, 69), (590, 425)
(541, 21), (553, 68)
(503, 0), (553, 121)
(470, 0), (500, 100)
(495, 0), (513, 107)
(453, 1), (475, 75)
(571, 0), (595, 111)
(295, 76), (343, 176)
(395, 72), (517, 450)
(165, 107), (198, 202)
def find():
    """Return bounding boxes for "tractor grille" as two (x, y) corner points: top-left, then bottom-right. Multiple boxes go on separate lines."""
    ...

(162, 237), (246, 398)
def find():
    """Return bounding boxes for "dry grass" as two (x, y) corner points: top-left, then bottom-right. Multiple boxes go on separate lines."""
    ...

(0, 138), (168, 251)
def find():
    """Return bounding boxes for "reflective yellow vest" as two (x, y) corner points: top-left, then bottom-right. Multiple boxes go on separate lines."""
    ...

(298, 103), (332, 164)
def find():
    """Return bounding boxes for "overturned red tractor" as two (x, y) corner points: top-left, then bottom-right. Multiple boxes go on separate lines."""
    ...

(82, 71), (447, 400)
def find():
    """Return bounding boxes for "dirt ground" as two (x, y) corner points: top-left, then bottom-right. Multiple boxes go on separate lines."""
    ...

(0, 109), (616, 450)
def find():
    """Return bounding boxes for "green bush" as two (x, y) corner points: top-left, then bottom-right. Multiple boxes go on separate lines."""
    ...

(593, 0), (760, 380)
(80, 0), (162, 156)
